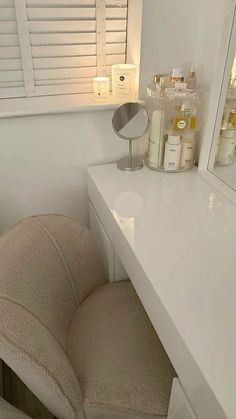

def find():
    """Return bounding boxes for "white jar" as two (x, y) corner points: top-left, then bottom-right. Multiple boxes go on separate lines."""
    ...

(164, 134), (182, 171)
(171, 68), (184, 85)
(180, 132), (196, 169)
(217, 129), (236, 165)
(112, 64), (137, 100)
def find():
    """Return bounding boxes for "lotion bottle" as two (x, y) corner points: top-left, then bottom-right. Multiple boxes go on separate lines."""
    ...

(164, 134), (182, 171)
(171, 68), (184, 86)
(149, 110), (164, 167)
(180, 132), (196, 168)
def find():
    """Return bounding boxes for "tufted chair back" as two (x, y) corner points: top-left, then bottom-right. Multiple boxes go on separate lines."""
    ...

(0, 215), (107, 419)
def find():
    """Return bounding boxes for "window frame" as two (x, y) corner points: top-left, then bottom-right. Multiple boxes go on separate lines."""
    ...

(0, 0), (143, 118)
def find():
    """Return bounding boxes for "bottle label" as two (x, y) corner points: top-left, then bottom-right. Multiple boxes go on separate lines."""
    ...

(177, 120), (187, 130)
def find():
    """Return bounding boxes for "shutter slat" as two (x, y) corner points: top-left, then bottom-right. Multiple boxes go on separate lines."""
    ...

(0, 46), (21, 58)
(36, 76), (93, 85)
(32, 43), (125, 58)
(0, 81), (24, 87)
(34, 56), (97, 69)
(29, 20), (127, 33)
(34, 83), (93, 95)
(30, 32), (126, 45)
(27, 7), (127, 20)
(0, 58), (22, 70)
(35, 66), (97, 80)
(0, 86), (26, 98)
(0, 34), (19, 46)
(0, 21), (18, 33)
(0, 8), (16, 20)
(33, 53), (125, 74)
(26, 0), (127, 7)
(0, 70), (24, 82)
(0, 0), (15, 6)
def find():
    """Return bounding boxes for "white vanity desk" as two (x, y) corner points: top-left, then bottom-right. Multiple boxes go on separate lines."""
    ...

(87, 163), (236, 419)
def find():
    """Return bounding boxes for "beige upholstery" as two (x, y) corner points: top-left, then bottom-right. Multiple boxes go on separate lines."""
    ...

(0, 397), (32, 419)
(0, 214), (175, 419)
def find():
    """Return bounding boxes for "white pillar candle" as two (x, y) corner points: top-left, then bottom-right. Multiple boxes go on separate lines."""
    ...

(112, 64), (137, 100)
(93, 77), (109, 101)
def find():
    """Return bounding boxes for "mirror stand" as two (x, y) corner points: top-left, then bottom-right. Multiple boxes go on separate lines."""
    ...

(112, 102), (149, 172)
(117, 140), (144, 171)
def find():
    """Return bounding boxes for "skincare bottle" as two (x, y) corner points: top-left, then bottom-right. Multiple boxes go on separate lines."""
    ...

(149, 110), (164, 166)
(171, 68), (184, 85)
(189, 106), (197, 129)
(172, 103), (188, 131)
(217, 129), (236, 165)
(164, 134), (182, 171)
(180, 132), (196, 169)
(221, 105), (231, 129)
(228, 107), (236, 128)
(186, 65), (197, 91)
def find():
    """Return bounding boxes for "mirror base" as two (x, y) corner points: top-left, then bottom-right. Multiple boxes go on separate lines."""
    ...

(117, 157), (143, 171)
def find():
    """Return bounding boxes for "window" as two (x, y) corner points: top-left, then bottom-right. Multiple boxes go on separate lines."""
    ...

(0, 0), (132, 99)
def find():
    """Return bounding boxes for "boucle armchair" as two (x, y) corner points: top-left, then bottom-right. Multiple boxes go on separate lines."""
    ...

(0, 214), (175, 419)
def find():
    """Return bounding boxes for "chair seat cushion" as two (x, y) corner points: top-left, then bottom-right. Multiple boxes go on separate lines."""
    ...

(67, 280), (175, 419)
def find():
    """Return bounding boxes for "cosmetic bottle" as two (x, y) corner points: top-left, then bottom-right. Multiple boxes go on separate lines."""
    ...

(228, 107), (236, 128)
(164, 134), (182, 171)
(171, 68), (184, 86)
(180, 132), (196, 168)
(221, 105), (231, 129)
(189, 106), (197, 129)
(172, 103), (188, 131)
(149, 110), (164, 166)
(186, 65), (197, 91)
(217, 129), (236, 165)
(151, 74), (162, 95)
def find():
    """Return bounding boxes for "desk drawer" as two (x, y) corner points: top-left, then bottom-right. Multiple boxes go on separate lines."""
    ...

(89, 202), (127, 282)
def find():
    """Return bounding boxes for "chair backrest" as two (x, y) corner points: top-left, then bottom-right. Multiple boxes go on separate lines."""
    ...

(0, 214), (106, 419)
(0, 397), (32, 419)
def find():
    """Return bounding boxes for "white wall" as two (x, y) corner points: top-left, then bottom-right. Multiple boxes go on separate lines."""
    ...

(0, 110), (131, 231)
(0, 0), (228, 232)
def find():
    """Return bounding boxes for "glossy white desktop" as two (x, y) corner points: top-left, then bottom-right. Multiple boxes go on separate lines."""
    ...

(87, 164), (236, 419)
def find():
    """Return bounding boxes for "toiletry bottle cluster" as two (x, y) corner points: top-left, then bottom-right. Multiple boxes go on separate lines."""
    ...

(146, 66), (200, 172)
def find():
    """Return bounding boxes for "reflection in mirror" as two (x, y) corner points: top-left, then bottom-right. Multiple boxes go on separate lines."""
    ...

(112, 103), (149, 171)
(211, 53), (236, 189)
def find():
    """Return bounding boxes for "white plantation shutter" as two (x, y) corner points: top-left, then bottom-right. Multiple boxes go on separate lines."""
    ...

(0, 0), (128, 98)
(0, 0), (25, 98)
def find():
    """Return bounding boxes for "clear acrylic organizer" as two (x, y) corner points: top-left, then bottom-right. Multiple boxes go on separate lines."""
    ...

(146, 81), (201, 173)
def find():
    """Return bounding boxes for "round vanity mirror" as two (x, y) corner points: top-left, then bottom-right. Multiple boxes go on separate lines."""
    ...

(112, 102), (149, 171)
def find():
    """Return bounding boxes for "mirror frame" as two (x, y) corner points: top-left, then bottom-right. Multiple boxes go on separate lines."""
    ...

(112, 102), (150, 141)
(199, 2), (236, 202)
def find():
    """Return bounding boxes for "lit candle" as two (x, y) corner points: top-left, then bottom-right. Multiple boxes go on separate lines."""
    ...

(93, 77), (110, 101)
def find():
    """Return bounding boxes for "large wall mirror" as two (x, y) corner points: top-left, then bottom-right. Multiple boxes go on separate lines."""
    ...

(208, 7), (236, 193)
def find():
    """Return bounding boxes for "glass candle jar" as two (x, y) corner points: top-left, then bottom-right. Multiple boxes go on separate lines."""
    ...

(112, 64), (137, 100)
(93, 77), (109, 101)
